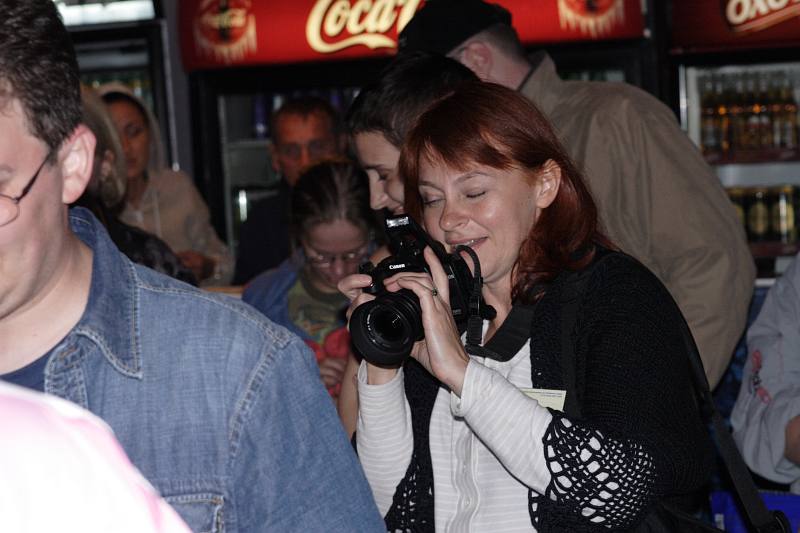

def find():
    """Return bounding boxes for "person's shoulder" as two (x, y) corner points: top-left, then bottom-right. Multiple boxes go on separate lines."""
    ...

(572, 248), (672, 307)
(133, 264), (298, 349)
(562, 79), (675, 125)
(242, 260), (298, 303)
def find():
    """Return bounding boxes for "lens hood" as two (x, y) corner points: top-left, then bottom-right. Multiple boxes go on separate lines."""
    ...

(350, 290), (423, 367)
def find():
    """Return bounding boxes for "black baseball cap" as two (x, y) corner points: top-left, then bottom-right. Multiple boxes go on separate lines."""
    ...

(398, 0), (512, 55)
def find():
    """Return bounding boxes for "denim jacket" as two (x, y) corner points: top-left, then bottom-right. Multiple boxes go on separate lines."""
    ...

(43, 208), (384, 532)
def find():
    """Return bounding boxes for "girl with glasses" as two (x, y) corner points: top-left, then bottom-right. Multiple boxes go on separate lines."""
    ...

(243, 161), (375, 397)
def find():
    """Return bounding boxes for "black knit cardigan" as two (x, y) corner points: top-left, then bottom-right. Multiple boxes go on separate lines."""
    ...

(382, 249), (713, 532)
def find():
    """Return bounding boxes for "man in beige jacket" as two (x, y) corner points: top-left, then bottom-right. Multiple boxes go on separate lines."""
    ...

(399, 0), (754, 388)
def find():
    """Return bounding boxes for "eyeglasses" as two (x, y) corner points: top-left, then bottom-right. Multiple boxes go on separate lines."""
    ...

(277, 139), (335, 162)
(0, 152), (50, 227)
(304, 242), (370, 269)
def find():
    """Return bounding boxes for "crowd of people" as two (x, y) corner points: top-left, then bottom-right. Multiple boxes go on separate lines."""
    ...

(3, 0), (798, 531)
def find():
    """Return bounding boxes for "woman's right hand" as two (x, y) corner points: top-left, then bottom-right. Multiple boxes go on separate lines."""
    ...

(337, 273), (399, 385)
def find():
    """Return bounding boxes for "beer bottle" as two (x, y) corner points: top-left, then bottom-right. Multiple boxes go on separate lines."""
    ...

(781, 74), (798, 150)
(727, 187), (747, 231)
(729, 74), (746, 154)
(748, 187), (770, 242)
(771, 185), (797, 244)
(742, 72), (759, 151)
(769, 72), (785, 149)
(700, 75), (719, 156)
(756, 72), (773, 150)
(717, 75), (733, 156)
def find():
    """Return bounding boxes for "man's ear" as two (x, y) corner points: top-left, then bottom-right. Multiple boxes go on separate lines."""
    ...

(60, 124), (96, 205)
(459, 41), (493, 81)
(535, 159), (562, 209)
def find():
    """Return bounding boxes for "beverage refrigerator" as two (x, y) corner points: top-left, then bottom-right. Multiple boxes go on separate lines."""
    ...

(668, 1), (800, 491)
(669, 1), (800, 278)
(57, 0), (178, 167)
(179, 0), (654, 256)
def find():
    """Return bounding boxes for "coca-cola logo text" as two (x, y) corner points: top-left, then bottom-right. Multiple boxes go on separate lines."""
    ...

(306, 0), (422, 54)
(725, 0), (800, 33)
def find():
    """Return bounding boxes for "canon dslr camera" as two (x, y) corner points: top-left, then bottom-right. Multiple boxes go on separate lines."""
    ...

(350, 214), (493, 367)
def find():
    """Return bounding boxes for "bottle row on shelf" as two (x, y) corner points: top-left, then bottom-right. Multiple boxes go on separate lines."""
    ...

(700, 71), (799, 164)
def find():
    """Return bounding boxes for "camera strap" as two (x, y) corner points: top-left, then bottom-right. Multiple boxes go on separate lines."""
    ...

(457, 245), (525, 362)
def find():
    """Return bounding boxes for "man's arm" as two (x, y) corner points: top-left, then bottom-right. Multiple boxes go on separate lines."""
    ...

(230, 335), (384, 531)
(732, 255), (800, 484)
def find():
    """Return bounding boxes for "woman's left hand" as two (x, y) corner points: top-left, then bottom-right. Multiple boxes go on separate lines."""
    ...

(384, 246), (470, 396)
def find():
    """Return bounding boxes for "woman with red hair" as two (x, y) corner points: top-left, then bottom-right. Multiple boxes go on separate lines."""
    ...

(341, 81), (712, 531)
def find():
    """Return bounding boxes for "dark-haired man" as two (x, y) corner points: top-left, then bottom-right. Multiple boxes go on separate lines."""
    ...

(0, 1), (383, 530)
(234, 97), (343, 284)
(400, 0), (754, 388)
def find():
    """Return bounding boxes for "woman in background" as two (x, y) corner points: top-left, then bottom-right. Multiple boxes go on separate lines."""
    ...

(77, 86), (195, 285)
(98, 83), (233, 285)
(243, 161), (374, 397)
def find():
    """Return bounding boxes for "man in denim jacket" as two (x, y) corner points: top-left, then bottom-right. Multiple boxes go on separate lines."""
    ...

(0, 2), (383, 531)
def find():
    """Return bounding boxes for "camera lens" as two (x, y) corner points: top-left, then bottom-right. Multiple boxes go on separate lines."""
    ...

(371, 308), (407, 344)
(350, 290), (424, 367)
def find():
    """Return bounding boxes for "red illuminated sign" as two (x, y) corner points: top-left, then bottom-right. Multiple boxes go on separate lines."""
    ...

(180, 0), (645, 70)
(672, 0), (800, 51)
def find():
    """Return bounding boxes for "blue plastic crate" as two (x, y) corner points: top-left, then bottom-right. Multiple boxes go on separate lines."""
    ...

(711, 490), (800, 531)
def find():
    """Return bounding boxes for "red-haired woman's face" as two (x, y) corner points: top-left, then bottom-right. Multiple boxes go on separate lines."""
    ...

(418, 158), (559, 295)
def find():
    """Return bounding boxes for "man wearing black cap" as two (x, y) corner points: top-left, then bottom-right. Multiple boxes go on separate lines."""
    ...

(399, 0), (754, 390)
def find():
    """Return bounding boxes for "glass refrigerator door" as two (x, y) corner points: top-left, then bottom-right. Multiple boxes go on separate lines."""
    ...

(680, 62), (800, 275)
(76, 38), (156, 112)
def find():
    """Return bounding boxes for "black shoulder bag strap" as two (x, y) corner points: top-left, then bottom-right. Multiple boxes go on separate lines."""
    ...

(558, 258), (790, 533)
(678, 315), (790, 533)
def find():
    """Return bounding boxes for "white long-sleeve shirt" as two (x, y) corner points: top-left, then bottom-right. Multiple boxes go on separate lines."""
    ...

(357, 341), (554, 532)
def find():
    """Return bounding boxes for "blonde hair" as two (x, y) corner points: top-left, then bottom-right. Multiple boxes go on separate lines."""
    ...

(80, 85), (126, 210)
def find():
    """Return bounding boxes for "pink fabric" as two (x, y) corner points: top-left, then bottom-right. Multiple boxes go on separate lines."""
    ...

(0, 382), (190, 533)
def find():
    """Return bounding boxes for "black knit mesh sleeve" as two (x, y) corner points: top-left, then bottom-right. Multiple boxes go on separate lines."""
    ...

(532, 412), (658, 530)
(383, 359), (440, 532)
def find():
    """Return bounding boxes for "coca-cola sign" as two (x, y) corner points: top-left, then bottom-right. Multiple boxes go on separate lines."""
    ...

(672, 0), (800, 51)
(179, 1), (645, 70)
(724, 0), (800, 33)
(306, 0), (421, 53)
(194, 0), (257, 64)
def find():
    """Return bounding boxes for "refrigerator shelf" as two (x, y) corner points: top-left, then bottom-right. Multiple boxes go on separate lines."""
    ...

(749, 241), (799, 258)
(705, 148), (800, 166)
